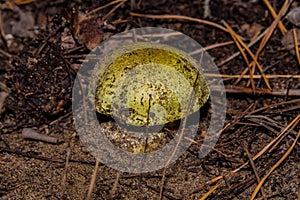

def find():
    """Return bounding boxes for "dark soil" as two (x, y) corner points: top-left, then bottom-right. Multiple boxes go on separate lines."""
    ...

(0, 0), (299, 199)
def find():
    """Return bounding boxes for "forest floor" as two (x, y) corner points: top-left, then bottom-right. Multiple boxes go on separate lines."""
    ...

(0, 0), (299, 199)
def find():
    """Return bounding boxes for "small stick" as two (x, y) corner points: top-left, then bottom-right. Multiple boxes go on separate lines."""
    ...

(22, 128), (58, 144)
(109, 171), (121, 199)
(0, 48), (12, 58)
(243, 142), (267, 200)
(86, 159), (100, 200)
(61, 141), (71, 198)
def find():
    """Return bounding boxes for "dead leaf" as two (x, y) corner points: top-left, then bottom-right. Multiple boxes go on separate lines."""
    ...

(9, 5), (35, 38)
(281, 29), (300, 55)
(286, 7), (300, 27)
(61, 27), (76, 50)
(66, 9), (104, 50)
(243, 22), (264, 42)
(77, 16), (104, 50)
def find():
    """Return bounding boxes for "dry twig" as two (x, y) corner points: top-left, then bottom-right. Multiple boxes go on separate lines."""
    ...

(61, 141), (71, 198)
(243, 143), (267, 200)
(109, 171), (121, 199)
(22, 128), (58, 144)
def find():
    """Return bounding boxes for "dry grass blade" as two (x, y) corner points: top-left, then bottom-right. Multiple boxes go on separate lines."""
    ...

(255, 0), (290, 57)
(247, 99), (300, 115)
(0, 91), (9, 114)
(159, 92), (194, 199)
(0, 11), (7, 50)
(241, 114), (300, 169)
(196, 104), (256, 189)
(268, 114), (300, 152)
(209, 85), (300, 96)
(129, 12), (228, 33)
(199, 182), (222, 200)
(250, 130), (300, 200)
(233, 66), (251, 86)
(262, 0), (287, 35)
(222, 20), (255, 90)
(221, 21), (271, 90)
(293, 28), (300, 65)
(61, 141), (71, 198)
(109, 171), (121, 199)
(233, 115), (300, 185)
(13, 0), (34, 5)
(217, 28), (267, 66)
(197, 113), (300, 191)
(0, 48), (12, 58)
(243, 143), (267, 200)
(240, 45), (271, 90)
(229, 0), (290, 89)
(189, 41), (234, 55)
(222, 86), (300, 96)
(87, 0), (125, 15)
(245, 115), (299, 141)
(103, 0), (127, 20)
(250, 0), (291, 87)
(204, 73), (300, 79)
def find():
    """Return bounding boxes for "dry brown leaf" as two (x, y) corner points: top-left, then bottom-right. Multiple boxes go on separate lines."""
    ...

(10, 6), (35, 38)
(247, 23), (264, 42)
(241, 22), (264, 42)
(281, 29), (300, 55)
(77, 15), (104, 50)
(286, 7), (300, 27)
(66, 9), (104, 50)
(61, 27), (76, 50)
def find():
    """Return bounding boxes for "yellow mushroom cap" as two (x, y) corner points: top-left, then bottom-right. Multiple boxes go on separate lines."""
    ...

(92, 42), (209, 126)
